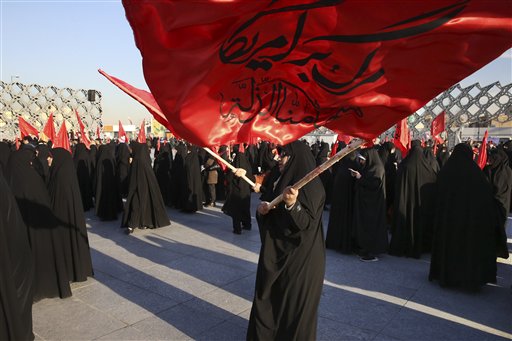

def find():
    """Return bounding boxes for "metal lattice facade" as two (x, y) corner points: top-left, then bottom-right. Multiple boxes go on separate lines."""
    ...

(381, 81), (512, 146)
(0, 81), (102, 140)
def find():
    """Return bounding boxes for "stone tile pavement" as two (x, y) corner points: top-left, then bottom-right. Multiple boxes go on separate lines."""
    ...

(33, 194), (512, 340)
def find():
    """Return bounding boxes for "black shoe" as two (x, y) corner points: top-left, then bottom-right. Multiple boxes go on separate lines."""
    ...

(233, 229), (242, 235)
(359, 255), (378, 262)
(126, 227), (134, 235)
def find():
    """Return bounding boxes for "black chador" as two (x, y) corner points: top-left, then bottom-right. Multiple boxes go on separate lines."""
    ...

(326, 151), (357, 253)
(73, 142), (94, 211)
(49, 148), (94, 282)
(181, 145), (204, 213)
(122, 142), (169, 230)
(171, 143), (187, 209)
(352, 148), (388, 258)
(0, 169), (34, 341)
(153, 143), (173, 206)
(484, 148), (512, 218)
(247, 141), (325, 341)
(34, 143), (51, 184)
(389, 141), (437, 258)
(316, 142), (333, 207)
(429, 144), (508, 290)
(378, 141), (399, 217)
(95, 142), (122, 220)
(6, 147), (72, 301)
(116, 142), (131, 198)
(222, 145), (255, 233)
(0, 141), (11, 173)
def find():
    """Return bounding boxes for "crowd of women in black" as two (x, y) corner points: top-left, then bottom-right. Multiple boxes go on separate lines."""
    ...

(1, 134), (511, 340)
(325, 138), (511, 287)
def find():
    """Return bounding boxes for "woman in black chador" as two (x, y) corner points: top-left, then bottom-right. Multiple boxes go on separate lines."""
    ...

(73, 142), (94, 211)
(351, 148), (388, 261)
(181, 145), (204, 213)
(153, 143), (173, 206)
(0, 169), (34, 341)
(247, 141), (325, 341)
(325, 150), (357, 253)
(49, 148), (94, 282)
(429, 143), (508, 290)
(222, 144), (255, 234)
(116, 142), (131, 198)
(122, 142), (169, 233)
(389, 140), (437, 258)
(95, 141), (122, 220)
(6, 147), (72, 301)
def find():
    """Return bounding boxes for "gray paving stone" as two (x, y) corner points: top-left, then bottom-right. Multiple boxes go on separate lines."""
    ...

(73, 274), (179, 325)
(32, 296), (126, 340)
(31, 204), (512, 340)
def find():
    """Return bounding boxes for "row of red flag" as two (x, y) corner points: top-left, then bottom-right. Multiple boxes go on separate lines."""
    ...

(17, 113), (147, 153)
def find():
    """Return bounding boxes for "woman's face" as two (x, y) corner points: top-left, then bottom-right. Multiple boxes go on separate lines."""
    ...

(278, 155), (290, 173)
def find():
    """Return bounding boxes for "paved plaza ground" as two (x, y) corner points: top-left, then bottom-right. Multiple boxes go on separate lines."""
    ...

(33, 194), (512, 340)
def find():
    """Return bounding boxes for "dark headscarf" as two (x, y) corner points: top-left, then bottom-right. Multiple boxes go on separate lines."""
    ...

(484, 148), (512, 216)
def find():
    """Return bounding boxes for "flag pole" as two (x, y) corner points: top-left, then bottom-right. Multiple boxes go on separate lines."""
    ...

(268, 138), (365, 209)
(203, 147), (256, 187)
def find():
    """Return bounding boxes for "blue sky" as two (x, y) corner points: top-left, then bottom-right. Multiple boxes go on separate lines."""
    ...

(1, 0), (511, 125)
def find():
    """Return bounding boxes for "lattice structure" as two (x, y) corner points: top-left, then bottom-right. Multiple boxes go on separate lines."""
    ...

(0, 81), (102, 140)
(380, 81), (512, 146)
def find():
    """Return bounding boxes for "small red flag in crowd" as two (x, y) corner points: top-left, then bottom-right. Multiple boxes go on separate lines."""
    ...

(75, 110), (91, 148)
(54, 121), (71, 153)
(477, 130), (488, 170)
(431, 112), (446, 138)
(118, 120), (128, 143)
(137, 119), (146, 143)
(42, 113), (57, 142)
(18, 116), (39, 138)
(96, 126), (101, 140)
(393, 118), (411, 156)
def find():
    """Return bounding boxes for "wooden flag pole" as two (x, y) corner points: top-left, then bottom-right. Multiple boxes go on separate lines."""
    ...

(268, 138), (365, 208)
(203, 147), (256, 187)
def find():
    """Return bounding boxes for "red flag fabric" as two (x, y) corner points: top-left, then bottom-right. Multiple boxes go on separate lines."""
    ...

(99, 69), (181, 139)
(15, 137), (20, 150)
(337, 134), (352, 145)
(477, 130), (488, 169)
(75, 110), (91, 148)
(329, 143), (337, 157)
(137, 119), (146, 143)
(394, 118), (411, 156)
(118, 120), (128, 143)
(42, 113), (57, 142)
(18, 117), (39, 138)
(54, 121), (71, 153)
(156, 138), (161, 152)
(96, 126), (101, 140)
(431, 112), (446, 137)
(122, 0), (512, 147)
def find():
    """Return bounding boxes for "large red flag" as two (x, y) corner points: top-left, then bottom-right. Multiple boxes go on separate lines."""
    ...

(122, 0), (512, 147)
(431, 112), (446, 138)
(137, 119), (146, 143)
(54, 121), (71, 153)
(42, 113), (57, 142)
(18, 117), (39, 138)
(394, 118), (411, 156)
(118, 120), (128, 143)
(75, 110), (91, 148)
(477, 130), (488, 169)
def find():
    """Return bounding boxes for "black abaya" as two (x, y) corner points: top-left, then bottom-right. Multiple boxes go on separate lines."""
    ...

(247, 141), (326, 341)
(116, 142), (131, 198)
(352, 148), (388, 256)
(326, 151), (357, 253)
(0, 169), (34, 341)
(122, 142), (170, 229)
(389, 141), (437, 258)
(6, 148), (72, 301)
(95, 143), (122, 220)
(181, 146), (204, 213)
(73, 143), (94, 211)
(49, 148), (94, 282)
(153, 144), (173, 206)
(429, 143), (508, 290)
